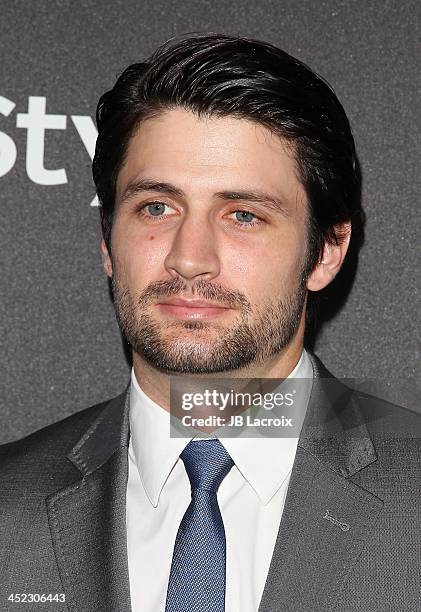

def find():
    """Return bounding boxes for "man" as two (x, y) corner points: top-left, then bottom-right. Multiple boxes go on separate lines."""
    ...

(0, 33), (419, 612)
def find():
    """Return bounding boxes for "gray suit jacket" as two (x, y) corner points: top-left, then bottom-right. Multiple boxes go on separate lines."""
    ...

(0, 354), (420, 612)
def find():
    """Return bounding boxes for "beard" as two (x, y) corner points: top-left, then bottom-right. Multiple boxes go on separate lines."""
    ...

(111, 273), (307, 375)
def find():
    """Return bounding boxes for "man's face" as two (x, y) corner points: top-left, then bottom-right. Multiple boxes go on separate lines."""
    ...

(104, 108), (311, 374)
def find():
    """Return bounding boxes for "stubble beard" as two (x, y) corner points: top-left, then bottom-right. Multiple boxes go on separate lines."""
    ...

(111, 273), (307, 375)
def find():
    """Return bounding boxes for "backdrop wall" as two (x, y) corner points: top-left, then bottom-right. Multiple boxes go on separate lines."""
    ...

(1, 0), (420, 443)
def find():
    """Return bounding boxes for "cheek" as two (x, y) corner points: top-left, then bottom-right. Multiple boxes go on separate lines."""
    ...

(111, 227), (168, 288)
(223, 231), (305, 293)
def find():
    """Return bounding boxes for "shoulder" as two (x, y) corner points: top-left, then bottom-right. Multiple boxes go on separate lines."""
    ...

(0, 391), (126, 495)
(354, 389), (420, 435)
(308, 351), (420, 472)
(309, 351), (420, 435)
(354, 391), (420, 472)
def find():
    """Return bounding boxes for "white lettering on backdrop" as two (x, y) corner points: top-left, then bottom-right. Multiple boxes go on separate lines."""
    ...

(0, 95), (99, 206)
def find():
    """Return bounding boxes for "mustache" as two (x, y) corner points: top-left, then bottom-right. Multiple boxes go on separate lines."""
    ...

(135, 277), (252, 313)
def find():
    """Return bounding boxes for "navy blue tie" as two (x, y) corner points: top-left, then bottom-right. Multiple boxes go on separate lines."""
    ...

(165, 439), (234, 612)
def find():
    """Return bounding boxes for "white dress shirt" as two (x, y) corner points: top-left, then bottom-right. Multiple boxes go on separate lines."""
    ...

(126, 349), (314, 611)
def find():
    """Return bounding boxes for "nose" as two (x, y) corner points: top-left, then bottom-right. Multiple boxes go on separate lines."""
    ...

(164, 214), (221, 282)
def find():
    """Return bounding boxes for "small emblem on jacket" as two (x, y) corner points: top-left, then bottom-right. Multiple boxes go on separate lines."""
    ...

(323, 510), (350, 531)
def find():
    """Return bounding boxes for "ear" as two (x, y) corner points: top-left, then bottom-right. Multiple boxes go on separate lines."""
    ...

(306, 222), (351, 291)
(101, 239), (113, 278)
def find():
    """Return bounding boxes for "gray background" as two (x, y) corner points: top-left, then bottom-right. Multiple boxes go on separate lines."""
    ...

(0, 0), (420, 444)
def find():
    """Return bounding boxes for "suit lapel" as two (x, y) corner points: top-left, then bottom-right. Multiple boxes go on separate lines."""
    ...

(46, 389), (132, 612)
(259, 354), (383, 612)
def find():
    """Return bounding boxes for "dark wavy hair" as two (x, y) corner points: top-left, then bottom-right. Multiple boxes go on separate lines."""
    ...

(93, 33), (363, 339)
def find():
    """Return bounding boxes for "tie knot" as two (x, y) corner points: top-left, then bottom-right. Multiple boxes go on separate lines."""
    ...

(180, 439), (234, 493)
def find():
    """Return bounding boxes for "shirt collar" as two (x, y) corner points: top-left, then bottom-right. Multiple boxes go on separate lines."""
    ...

(129, 349), (314, 507)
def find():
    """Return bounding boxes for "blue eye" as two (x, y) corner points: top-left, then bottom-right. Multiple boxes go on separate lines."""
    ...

(235, 210), (256, 223)
(147, 202), (167, 216)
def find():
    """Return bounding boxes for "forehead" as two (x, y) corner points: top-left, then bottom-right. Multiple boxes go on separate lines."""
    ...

(116, 107), (305, 206)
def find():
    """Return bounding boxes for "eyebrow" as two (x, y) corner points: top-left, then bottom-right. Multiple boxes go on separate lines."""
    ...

(119, 178), (290, 216)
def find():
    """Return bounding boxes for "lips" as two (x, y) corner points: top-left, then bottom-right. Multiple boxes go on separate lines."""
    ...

(155, 297), (231, 320)
(158, 298), (230, 308)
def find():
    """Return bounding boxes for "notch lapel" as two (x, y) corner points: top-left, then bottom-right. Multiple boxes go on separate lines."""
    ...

(46, 389), (132, 612)
(258, 355), (384, 612)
